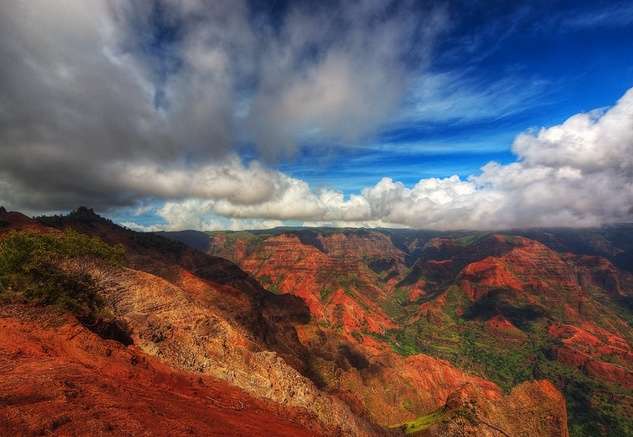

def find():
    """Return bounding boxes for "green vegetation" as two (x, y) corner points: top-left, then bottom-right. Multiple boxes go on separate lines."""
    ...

(208, 231), (262, 254)
(351, 330), (363, 343)
(539, 359), (633, 436)
(457, 325), (550, 392)
(381, 287), (413, 321)
(335, 272), (364, 291)
(320, 286), (335, 302)
(381, 296), (633, 436)
(583, 282), (633, 339)
(256, 273), (284, 294)
(389, 408), (446, 434)
(454, 233), (488, 246)
(258, 274), (272, 285)
(455, 325), (633, 436)
(315, 271), (370, 306)
(0, 229), (125, 322)
(365, 256), (398, 279)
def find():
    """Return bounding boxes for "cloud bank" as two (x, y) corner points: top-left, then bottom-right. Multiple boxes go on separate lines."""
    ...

(150, 87), (633, 230)
(1, 1), (631, 230)
(0, 0), (445, 211)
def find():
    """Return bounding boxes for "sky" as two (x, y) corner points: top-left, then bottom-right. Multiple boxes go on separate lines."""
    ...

(1, 0), (632, 230)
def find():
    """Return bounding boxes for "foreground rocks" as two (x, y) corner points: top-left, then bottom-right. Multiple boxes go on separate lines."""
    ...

(0, 305), (326, 436)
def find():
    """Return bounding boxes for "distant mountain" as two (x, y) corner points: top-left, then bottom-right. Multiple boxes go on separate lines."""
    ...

(159, 225), (633, 436)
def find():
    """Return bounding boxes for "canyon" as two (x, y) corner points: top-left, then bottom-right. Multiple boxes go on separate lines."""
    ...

(2, 206), (632, 435)
(165, 225), (633, 436)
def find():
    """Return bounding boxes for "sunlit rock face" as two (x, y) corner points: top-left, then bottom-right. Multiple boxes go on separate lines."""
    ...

(173, 225), (632, 435)
(6, 208), (633, 435)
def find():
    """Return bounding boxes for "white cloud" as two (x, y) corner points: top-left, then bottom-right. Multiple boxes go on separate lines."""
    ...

(404, 71), (549, 124)
(1, 1), (631, 231)
(140, 87), (633, 230)
(557, 3), (633, 30)
(0, 0), (448, 211)
(512, 92), (633, 171)
(119, 222), (165, 233)
(154, 201), (285, 231)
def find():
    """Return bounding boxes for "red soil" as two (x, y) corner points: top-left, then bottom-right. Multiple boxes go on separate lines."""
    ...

(240, 234), (332, 318)
(0, 305), (324, 436)
(0, 208), (49, 235)
(485, 314), (526, 340)
(549, 322), (633, 388)
(459, 236), (605, 331)
(237, 233), (397, 335)
(327, 289), (396, 334)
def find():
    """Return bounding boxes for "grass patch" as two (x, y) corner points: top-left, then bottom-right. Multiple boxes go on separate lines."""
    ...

(390, 408), (446, 434)
(454, 233), (488, 246)
(382, 287), (417, 322)
(320, 286), (335, 302)
(385, 306), (633, 436)
(257, 273), (284, 294)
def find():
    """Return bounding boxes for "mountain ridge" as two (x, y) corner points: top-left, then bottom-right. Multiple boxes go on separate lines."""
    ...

(161, 224), (633, 435)
(5, 206), (632, 434)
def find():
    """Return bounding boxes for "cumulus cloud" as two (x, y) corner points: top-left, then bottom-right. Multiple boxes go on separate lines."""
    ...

(512, 95), (633, 171)
(147, 87), (633, 230)
(244, 2), (446, 156)
(0, 0), (445, 211)
(155, 201), (284, 232)
(1, 1), (631, 230)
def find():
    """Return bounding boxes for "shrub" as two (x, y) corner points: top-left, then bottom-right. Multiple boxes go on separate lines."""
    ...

(0, 229), (125, 322)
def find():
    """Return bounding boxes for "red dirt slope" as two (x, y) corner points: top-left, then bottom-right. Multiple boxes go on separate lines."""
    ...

(0, 207), (48, 235)
(0, 304), (326, 436)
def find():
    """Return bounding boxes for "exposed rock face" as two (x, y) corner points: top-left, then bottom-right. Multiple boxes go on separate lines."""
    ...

(0, 207), (48, 234)
(177, 227), (633, 435)
(456, 237), (633, 392)
(549, 322), (633, 388)
(2, 210), (384, 435)
(226, 232), (400, 336)
(0, 305), (326, 436)
(11, 209), (633, 435)
(459, 236), (579, 299)
(420, 381), (568, 437)
(75, 262), (380, 436)
(197, 230), (571, 432)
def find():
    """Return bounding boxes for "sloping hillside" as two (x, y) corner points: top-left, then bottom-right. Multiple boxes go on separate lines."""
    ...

(0, 207), (573, 436)
(0, 304), (326, 436)
(162, 225), (633, 436)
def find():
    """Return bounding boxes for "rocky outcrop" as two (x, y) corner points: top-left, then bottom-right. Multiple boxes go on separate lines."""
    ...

(0, 207), (48, 234)
(549, 322), (633, 388)
(419, 381), (568, 437)
(459, 236), (578, 298)
(199, 230), (573, 433)
(192, 228), (633, 435)
(0, 305), (326, 436)
(226, 233), (398, 336)
(73, 262), (382, 436)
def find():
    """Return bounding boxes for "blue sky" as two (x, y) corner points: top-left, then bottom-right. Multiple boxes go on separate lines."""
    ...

(273, 0), (633, 195)
(1, 0), (633, 230)
(131, 0), (633, 229)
